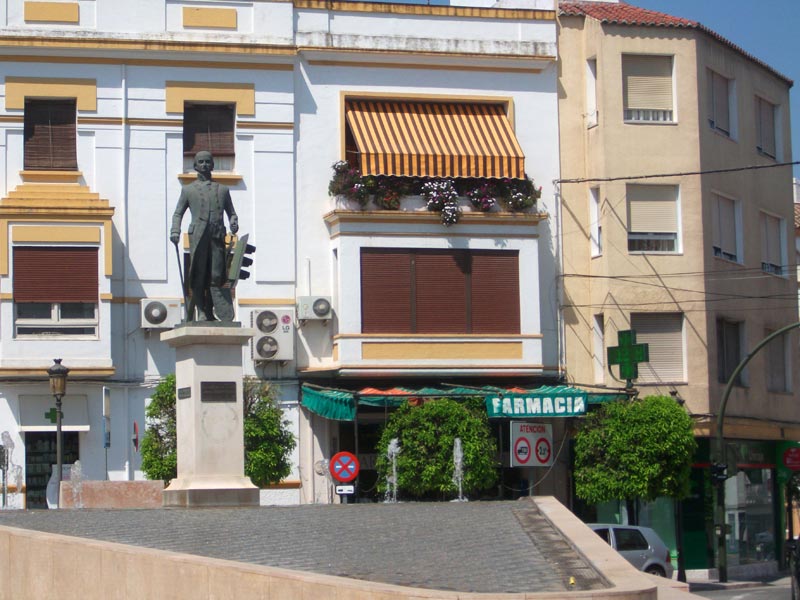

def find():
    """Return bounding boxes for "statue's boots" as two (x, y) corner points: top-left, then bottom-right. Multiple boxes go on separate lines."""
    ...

(210, 286), (234, 322)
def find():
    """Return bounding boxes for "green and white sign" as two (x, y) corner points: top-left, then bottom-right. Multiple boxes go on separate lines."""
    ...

(486, 389), (587, 418)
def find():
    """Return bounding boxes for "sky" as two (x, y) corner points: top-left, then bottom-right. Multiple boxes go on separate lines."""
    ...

(631, 0), (800, 178)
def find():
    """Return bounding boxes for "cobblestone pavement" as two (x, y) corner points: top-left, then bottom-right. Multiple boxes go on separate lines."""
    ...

(0, 499), (607, 594)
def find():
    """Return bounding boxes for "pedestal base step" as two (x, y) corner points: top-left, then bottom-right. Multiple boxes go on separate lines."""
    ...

(163, 487), (259, 508)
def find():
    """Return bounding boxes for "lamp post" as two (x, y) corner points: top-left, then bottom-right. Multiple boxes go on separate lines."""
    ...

(47, 358), (69, 507)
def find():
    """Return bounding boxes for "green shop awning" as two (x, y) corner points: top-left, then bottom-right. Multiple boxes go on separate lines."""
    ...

(301, 384), (625, 422)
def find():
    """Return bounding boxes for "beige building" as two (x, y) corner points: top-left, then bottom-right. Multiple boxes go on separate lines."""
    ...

(558, 1), (798, 571)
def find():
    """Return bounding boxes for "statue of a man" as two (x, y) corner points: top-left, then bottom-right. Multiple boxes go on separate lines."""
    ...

(170, 151), (238, 322)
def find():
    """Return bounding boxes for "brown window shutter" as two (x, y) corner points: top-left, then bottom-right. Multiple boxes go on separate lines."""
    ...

(183, 104), (235, 157)
(471, 251), (519, 334)
(360, 249), (412, 333)
(24, 100), (77, 170)
(415, 250), (468, 334)
(13, 247), (98, 303)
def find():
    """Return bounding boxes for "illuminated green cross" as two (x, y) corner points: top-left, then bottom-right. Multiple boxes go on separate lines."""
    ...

(607, 329), (649, 386)
(44, 407), (58, 424)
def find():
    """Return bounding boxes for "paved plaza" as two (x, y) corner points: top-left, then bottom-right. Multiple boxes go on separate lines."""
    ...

(0, 499), (607, 594)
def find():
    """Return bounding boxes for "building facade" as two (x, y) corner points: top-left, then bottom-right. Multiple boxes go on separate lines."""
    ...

(558, 1), (798, 572)
(0, 0), (562, 508)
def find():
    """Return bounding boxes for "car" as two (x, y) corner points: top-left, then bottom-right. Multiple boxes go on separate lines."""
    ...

(588, 523), (674, 578)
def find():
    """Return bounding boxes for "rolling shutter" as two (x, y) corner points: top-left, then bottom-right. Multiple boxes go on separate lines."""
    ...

(471, 251), (519, 334)
(628, 185), (678, 233)
(623, 55), (673, 111)
(710, 71), (730, 133)
(361, 249), (412, 334)
(630, 313), (684, 383)
(24, 99), (77, 170)
(713, 194), (737, 258)
(14, 247), (98, 303)
(756, 97), (776, 157)
(183, 104), (235, 157)
(415, 251), (468, 334)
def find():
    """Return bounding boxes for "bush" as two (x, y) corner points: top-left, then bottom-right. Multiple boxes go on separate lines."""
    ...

(375, 398), (498, 500)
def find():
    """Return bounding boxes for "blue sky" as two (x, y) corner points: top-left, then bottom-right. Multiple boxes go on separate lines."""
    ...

(632, 0), (800, 177)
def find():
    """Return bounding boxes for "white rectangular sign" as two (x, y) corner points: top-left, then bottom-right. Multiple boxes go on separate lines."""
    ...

(335, 485), (355, 495)
(510, 422), (553, 468)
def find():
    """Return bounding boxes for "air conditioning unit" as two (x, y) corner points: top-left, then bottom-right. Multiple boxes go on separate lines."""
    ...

(140, 298), (182, 329)
(297, 296), (332, 321)
(251, 308), (294, 361)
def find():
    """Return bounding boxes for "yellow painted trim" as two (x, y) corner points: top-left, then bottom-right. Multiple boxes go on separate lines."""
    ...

(237, 121), (294, 130)
(183, 7), (237, 30)
(5, 77), (96, 111)
(332, 343), (339, 362)
(0, 367), (115, 378)
(100, 293), (112, 301)
(127, 118), (183, 127)
(0, 116), (23, 123)
(294, 0), (555, 21)
(361, 341), (523, 360)
(0, 36), (295, 58)
(12, 225), (100, 244)
(0, 219), (5, 276)
(78, 117), (124, 126)
(236, 298), (297, 306)
(20, 170), (82, 184)
(325, 210), (546, 227)
(103, 221), (112, 275)
(336, 333), (542, 340)
(166, 81), (255, 116)
(310, 60), (544, 75)
(263, 480), (302, 489)
(178, 173), (243, 185)
(0, 54), (294, 71)
(24, 1), (79, 23)
(0, 293), (11, 301)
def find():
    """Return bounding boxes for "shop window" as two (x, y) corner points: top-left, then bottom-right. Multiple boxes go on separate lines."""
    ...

(13, 246), (98, 337)
(24, 99), (77, 170)
(360, 248), (520, 334)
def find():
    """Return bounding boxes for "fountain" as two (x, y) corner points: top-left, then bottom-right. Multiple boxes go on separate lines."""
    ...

(452, 437), (466, 502)
(384, 438), (400, 503)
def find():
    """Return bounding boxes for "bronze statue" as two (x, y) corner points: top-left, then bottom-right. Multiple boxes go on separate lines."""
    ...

(170, 151), (238, 322)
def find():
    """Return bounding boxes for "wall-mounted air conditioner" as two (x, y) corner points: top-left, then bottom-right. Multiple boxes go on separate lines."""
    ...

(251, 308), (294, 361)
(140, 298), (182, 329)
(296, 296), (332, 321)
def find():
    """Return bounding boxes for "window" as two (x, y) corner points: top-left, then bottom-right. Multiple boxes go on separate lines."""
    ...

(586, 58), (598, 127)
(24, 99), (77, 170)
(627, 184), (679, 252)
(708, 70), (732, 136)
(614, 528), (649, 552)
(13, 247), (98, 337)
(183, 103), (235, 171)
(760, 211), (784, 276)
(622, 55), (674, 123)
(755, 96), (777, 158)
(630, 313), (685, 383)
(765, 328), (789, 392)
(712, 193), (739, 262)
(717, 318), (743, 385)
(590, 187), (602, 256)
(593, 314), (605, 384)
(360, 248), (519, 334)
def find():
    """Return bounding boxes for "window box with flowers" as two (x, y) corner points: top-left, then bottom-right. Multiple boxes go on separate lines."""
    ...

(328, 161), (542, 225)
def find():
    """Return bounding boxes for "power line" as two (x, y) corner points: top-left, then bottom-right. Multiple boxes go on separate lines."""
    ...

(556, 159), (800, 185)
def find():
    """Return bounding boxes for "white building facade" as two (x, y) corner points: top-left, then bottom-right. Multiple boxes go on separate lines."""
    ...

(0, 0), (560, 507)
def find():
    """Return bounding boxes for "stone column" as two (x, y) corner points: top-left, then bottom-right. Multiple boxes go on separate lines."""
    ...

(161, 325), (259, 507)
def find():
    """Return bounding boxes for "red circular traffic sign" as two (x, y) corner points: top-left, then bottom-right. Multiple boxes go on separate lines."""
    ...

(330, 451), (360, 482)
(514, 437), (531, 465)
(535, 437), (552, 465)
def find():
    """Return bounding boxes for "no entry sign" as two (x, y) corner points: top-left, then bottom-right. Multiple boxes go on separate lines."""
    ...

(510, 422), (553, 467)
(330, 451), (360, 483)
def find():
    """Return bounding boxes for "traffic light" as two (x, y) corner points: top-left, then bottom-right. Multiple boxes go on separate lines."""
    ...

(227, 233), (256, 287)
(710, 462), (728, 484)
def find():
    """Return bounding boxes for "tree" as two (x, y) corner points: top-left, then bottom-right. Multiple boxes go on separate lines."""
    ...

(243, 377), (296, 487)
(140, 375), (295, 487)
(573, 395), (697, 507)
(375, 398), (498, 500)
(139, 374), (177, 484)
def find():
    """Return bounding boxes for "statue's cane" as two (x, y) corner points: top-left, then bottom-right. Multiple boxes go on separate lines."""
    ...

(172, 240), (191, 322)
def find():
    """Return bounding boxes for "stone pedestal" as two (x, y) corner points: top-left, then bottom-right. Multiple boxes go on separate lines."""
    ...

(161, 325), (259, 507)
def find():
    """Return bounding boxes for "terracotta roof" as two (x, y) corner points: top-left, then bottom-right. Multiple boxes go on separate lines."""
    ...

(559, 1), (792, 86)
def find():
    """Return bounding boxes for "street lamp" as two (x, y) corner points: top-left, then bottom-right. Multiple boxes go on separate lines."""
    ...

(47, 358), (69, 507)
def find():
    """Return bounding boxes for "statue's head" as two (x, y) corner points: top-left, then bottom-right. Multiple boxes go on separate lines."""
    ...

(193, 151), (214, 174)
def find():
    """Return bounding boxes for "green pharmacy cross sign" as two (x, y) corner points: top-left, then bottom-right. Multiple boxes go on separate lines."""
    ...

(44, 407), (58, 424)
(607, 329), (649, 386)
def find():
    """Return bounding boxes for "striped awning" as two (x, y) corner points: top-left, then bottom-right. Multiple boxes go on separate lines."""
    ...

(345, 100), (525, 179)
